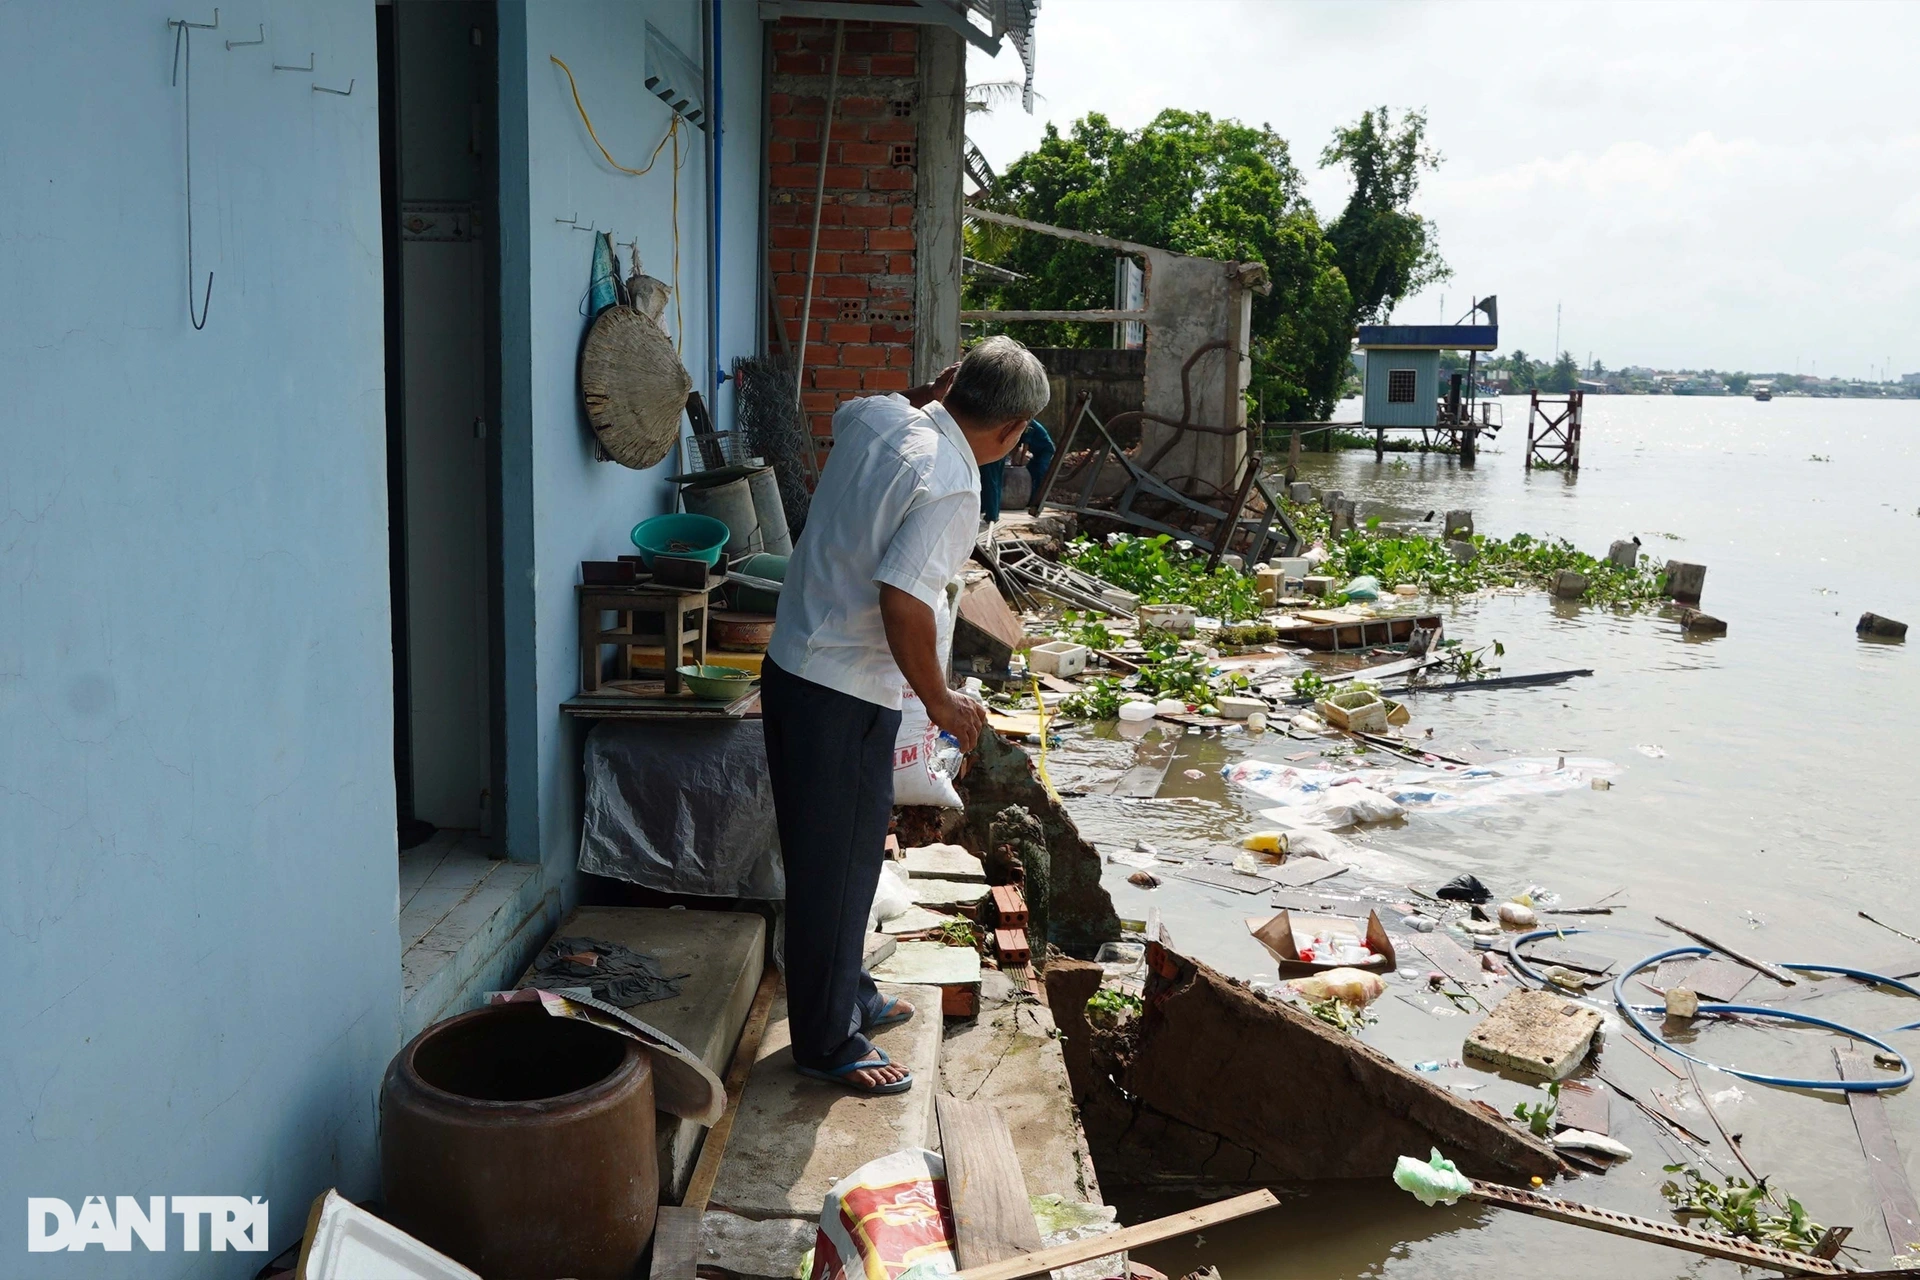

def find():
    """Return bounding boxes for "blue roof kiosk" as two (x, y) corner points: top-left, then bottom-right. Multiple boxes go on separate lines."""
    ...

(1356, 321), (1499, 461)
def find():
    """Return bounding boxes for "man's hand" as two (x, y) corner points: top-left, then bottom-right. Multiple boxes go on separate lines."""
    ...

(927, 689), (987, 754)
(904, 363), (960, 409)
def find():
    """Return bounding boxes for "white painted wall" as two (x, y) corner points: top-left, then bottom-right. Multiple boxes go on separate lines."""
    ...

(0, 1), (397, 1271)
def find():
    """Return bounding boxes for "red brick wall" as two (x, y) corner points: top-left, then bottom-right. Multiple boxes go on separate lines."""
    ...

(767, 19), (921, 451)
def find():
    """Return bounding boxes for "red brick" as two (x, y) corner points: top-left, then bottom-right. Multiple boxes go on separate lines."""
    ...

(841, 204), (890, 227)
(769, 203), (800, 226)
(887, 253), (913, 274)
(775, 295), (800, 318)
(842, 30), (891, 53)
(822, 166), (867, 190)
(801, 390), (837, 412)
(805, 251), (841, 273)
(769, 164), (816, 189)
(825, 322), (871, 343)
(809, 414), (834, 437)
(869, 228), (914, 251)
(770, 225), (812, 249)
(870, 54), (915, 75)
(835, 55), (871, 77)
(867, 120), (916, 143)
(766, 251), (793, 272)
(785, 94), (825, 116)
(839, 252), (886, 273)
(890, 28), (919, 52)
(828, 117), (865, 142)
(768, 141), (795, 165)
(774, 272), (806, 295)
(839, 141), (889, 165)
(811, 367), (862, 390)
(819, 275), (869, 298)
(771, 29), (801, 51)
(772, 117), (817, 140)
(775, 52), (826, 75)
(839, 96), (883, 117)
(870, 322), (915, 344)
(887, 346), (914, 368)
(815, 227), (864, 251)
(840, 344), (886, 367)
(865, 368), (911, 391)
(769, 92), (793, 115)
(867, 167), (914, 192)
(891, 204), (915, 226)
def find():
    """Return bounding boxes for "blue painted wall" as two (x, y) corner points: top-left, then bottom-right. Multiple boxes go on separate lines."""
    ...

(497, 1), (763, 895)
(0, 1), (396, 1274)
(1362, 348), (1441, 428)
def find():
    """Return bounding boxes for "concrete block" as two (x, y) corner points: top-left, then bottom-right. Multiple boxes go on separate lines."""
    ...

(900, 842), (986, 883)
(1027, 641), (1088, 679)
(707, 983), (944, 1219)
(1607, 539), (1639, 571)
(1302, 575), (1334, 597)
(1288, 482), (1314, 503)
(1320, 489), (1344, 513)
(1138, 603), (1197, 635)
(1680, 608), (1727, 635)
(1552, 569), (1589, 599)
(1858, 612), (1908, 640)
(1217, 695), (1267, 720)
(1329, 499), (1356, 538)
(1443, 509), (1473, 539)
(1463, 989), (1601, 1080)
(1664, 560), (1707, 604)
(1447, 539), (1477, 564)
(1220, 553), (1244, 571)
(701, 1210), (817, 1280)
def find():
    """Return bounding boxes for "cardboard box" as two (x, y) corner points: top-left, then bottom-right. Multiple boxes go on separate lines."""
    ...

(1247, 908), (1397, 975)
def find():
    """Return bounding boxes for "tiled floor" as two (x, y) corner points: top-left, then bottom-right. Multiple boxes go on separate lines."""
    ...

(398, 831), (538, 1007)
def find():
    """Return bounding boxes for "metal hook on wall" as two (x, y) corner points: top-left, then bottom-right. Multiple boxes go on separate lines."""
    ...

(225, 23), (262, 50)
(273, 51), (314, 72)
(312, 78), (354, 96)
(168, 9), (220, 329)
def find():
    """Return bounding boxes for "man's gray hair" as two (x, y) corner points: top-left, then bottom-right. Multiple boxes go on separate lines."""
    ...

(945, 336), (1050, 424)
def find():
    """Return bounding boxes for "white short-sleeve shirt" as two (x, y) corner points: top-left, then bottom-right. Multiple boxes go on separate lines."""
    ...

(767, 394), (980, 708)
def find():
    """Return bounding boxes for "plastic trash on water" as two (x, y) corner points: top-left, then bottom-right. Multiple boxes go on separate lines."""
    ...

(1553, 1129), (1632, 1160)
(1288, 967), (1385, 1007)
(1154, 698), (1187, 716)
(1095, 941), (1146, 978)
(1232, 851), (1265, 875)
(1246, 711), (1268, 732)
(1242, 830), (1288, 854)
(1343, 575), (1382, 601)
(1498, 902), (1538, 928)
(1117, 700), (1157, 722)
(1393, 1148), (1473, 1206)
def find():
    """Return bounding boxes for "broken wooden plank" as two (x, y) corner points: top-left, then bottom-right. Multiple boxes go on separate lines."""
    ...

(1654, 916), (1797, 985)
(647, 1205), (702, 1280)
(936, 1096), (1045, 1271)
(1512, 939), (1616, 977)
(1410, 930), (1502, 999)
(1163, 862), (1273, 895)
(680, 967), (781, 1214)
(1591, 1068), (1711, 1145)
(1554, 1080), (1610, 1136)
(1466, 1180), (1845, 1275)
(1836, 1049), (1920, 1254)
(949, 1190), (1279, 1280)
(1646, 955), (1756, 1004)
(1264, 859), (1349, 889)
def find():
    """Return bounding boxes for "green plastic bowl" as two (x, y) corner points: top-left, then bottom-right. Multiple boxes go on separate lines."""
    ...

(677, 664), (757, 700)
(630, 513), (731, 568)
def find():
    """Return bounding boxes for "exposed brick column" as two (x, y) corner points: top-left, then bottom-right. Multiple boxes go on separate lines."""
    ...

(768, 18), (920, 456)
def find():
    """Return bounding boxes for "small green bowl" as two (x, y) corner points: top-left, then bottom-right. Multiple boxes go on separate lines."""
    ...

(677, 664), (757, 700)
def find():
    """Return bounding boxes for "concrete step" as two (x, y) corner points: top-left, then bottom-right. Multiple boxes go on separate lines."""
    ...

(513, 905), (766, 1204)
(705, 981), (942, 1278)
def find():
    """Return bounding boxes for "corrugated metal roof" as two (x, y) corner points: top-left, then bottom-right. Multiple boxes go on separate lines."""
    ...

(964, 0), (1039, 109)
(1356, 324), (1499, 351)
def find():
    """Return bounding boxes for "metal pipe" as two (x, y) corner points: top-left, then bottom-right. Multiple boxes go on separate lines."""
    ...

(791, 20), (844, 421)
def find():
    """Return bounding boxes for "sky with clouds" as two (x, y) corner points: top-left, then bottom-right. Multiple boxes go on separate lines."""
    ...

(963, 0), (1920, 379)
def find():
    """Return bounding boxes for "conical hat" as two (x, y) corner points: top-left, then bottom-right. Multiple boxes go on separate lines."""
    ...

(579, 305), (692, 470)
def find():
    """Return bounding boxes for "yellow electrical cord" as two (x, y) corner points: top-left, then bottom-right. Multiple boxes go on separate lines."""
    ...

(550, 53), (686, 351)
(1030, 676), (1060, 802)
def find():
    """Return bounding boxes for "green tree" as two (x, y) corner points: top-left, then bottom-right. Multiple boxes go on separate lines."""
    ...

(1319, 107), (1451, 323)
(1543, 351), (1579, 393)
(1506, 349), (1536, 392)
(1725, 371), (1751, 393)
(964, 110), (1355, 419)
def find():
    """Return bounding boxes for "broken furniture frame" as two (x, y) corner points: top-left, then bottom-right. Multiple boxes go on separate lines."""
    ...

(1029, 385), (1299, 567)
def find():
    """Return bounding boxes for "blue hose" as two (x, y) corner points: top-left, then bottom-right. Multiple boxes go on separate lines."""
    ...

(1499, 928), (1920, 1093)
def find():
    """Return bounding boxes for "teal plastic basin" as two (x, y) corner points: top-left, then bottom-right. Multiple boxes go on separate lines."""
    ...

(629, 513), (731, 567)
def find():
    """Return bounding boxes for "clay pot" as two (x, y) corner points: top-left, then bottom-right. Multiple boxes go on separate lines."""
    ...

(381, 1002), (657, 1280)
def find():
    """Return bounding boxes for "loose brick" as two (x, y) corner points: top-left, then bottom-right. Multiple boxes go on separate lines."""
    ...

(869, 227), (915, 251)
(840, 344), (886, 367)
(811, 367), (862, 390)
(994, 928), (1031, 966)
(867, 167), (914, 192)
(990, 885), (1029, 930)
(864, 368), (911, 391)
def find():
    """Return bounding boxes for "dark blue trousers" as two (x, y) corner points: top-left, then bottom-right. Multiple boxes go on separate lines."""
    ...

(760, 657), (902, 1070)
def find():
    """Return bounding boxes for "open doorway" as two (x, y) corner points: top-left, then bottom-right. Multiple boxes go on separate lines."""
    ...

(378, 1), (502, 855)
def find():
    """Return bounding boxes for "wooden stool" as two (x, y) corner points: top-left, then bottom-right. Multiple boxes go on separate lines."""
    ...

(577, 584), (710, 695)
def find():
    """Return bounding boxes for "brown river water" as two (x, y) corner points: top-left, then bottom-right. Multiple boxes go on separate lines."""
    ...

(1040, 394), (1920, 1277)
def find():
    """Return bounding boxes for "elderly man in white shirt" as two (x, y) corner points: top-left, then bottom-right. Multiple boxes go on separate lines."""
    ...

(764, 336), (1049, 1095)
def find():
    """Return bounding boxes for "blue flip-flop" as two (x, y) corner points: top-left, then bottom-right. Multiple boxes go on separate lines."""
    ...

(796, 1050), (913, 1095)
(866, 995), (916, 1033)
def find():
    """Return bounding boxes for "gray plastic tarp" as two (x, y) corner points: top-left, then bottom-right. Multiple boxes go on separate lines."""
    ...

(577, 719), (784, 900)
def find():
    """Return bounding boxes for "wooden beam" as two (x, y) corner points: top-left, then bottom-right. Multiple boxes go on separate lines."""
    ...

(1836, 1049), (1920, 1253)
(965, 207), (1162, 256)
(646, 1205), (701, 1280)
(1653, 917), (1797, 986)
(679, 968), (780, 1214)
(959, 309), (1150, 324)
(936, 1096), (1044, 1270)
(949, 1189), (1278, 1280)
